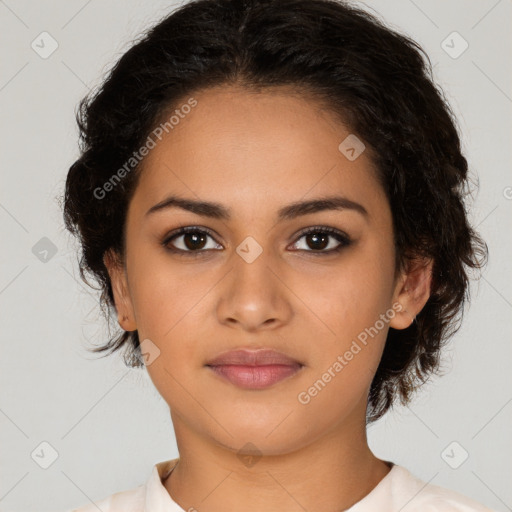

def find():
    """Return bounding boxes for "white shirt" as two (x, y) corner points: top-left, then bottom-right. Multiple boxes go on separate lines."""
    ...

(70, 458), (496, 511)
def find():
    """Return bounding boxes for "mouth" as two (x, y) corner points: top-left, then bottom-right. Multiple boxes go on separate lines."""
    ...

(205, 348), (304, 390)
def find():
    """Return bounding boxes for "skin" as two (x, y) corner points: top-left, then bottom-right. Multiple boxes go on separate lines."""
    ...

(104, 85), (432, 512)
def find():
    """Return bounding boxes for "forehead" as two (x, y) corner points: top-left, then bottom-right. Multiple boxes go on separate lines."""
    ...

(129, 85), (386, 219)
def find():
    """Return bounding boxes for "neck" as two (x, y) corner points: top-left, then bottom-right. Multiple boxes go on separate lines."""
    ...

(164, 412), (391, 512)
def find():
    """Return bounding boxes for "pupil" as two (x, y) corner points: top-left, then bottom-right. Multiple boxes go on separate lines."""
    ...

(308, 233), (328, 250)
(185, 232), (206, 250)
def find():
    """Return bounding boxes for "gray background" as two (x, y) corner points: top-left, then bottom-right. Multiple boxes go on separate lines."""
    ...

(0, 0), (511, 511)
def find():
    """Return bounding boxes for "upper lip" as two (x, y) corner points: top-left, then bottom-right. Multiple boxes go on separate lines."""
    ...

(205, 348), (302, 367)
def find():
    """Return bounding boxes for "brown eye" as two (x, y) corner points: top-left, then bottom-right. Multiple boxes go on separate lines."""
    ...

(162, 227), (223, 254)
(182, 231), (207, 250)
(304, 232), (330, 250)
(290, 227), (351, 254)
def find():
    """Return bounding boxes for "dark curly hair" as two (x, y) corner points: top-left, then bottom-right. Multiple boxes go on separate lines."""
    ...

(63, 0), (487, 424)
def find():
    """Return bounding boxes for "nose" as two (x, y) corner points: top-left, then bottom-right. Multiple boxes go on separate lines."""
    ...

(216, 246), (293, 332)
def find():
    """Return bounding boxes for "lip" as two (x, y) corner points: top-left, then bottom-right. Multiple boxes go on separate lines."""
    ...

(205, 349), (303, 390)
(206, 348), (301, 366)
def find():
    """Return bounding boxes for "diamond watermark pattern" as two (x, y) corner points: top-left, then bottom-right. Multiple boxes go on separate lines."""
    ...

(31, 441), (59, 469)
(31, 32), (59, 59)
(32, 237), (58, 263)
(237, 442), (262, 468)
(137, 338), (161, 366)
(236, 236), (263, 263)
(441, 31), (469, 59)
(338, 134), (366, 161)
(441, 441), (469, 469)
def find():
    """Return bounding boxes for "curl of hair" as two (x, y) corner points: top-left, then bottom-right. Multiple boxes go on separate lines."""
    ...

(63, 0), (487, 423)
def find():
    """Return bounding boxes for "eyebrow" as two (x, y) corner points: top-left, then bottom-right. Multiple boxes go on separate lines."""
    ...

(145, 194), (368, 221)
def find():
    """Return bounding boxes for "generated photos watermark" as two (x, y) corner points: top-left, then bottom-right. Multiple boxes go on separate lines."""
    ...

(297, 301), (403, 405)
(93, 97), (197, 200)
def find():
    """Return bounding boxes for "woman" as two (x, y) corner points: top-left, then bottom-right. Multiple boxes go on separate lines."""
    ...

(63, 0), (492, 510)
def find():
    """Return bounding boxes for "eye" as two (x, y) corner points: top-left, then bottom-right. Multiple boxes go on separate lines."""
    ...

(162, 225), (351, 256)
(290, 226), (351, 254)
(162, 226), (223, 254)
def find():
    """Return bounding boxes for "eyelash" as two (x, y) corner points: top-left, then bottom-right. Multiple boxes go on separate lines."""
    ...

(161, 225), (352, 257)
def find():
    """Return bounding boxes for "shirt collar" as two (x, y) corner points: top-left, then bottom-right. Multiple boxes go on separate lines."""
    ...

(144, 458), (181, 512)
(345, 461), (398, 511)
(144, 458), (401, 512)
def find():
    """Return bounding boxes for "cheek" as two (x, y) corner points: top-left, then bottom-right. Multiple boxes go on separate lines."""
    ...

(126, 243), (207, 339)
(126, 251), (214, 384)
(296, 246), (395, 344)
(293, 266), (394, 426)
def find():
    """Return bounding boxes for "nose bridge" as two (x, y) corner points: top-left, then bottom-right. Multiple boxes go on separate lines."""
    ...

(233, 242), (275, 292)
(216, 238), (292, 330)
(231, 238), (278, 303)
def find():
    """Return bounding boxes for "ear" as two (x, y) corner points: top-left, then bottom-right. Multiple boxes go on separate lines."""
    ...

(389, 257), (433, 330)
(103, 249), (137, 332)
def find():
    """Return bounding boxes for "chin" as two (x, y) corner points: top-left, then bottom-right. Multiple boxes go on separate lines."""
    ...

(205, 411), (321, 457)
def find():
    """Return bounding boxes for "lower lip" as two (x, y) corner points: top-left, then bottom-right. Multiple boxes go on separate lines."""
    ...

(207, 364), (302, 389)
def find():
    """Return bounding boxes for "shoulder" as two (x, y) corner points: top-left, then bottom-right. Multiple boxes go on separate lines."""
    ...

(391, 465), (496, 512)
(69, 484), (145, 512)
(67, 458), (179, 512)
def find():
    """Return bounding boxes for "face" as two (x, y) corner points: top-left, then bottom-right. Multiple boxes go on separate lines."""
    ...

(105, 85), (430, 456)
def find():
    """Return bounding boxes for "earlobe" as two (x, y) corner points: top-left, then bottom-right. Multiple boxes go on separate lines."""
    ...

(103, 249), (137, 331)
(390, 257), (433, 330)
